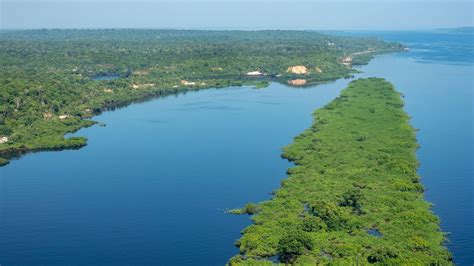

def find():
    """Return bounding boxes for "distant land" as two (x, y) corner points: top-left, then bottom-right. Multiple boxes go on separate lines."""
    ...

(0, 29), (404, 166)
(435, 26), (474, 33)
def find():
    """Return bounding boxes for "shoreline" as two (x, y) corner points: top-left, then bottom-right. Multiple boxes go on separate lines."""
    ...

(0, 29), (405, 167)
(0, 47), (403, 167)
(229, 78), (451, 265)
(0, 59), (372, 167)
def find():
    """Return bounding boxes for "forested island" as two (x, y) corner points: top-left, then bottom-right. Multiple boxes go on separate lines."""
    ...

(229, 78), (451, 265)
(0, 30), (403, 166)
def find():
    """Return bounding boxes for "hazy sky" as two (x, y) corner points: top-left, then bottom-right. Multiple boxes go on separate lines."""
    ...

(1, 0), (473, 30)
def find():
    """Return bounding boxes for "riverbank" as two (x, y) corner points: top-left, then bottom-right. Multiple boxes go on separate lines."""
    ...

(0, 29), (404, 166)
(229, 78), (452, 265)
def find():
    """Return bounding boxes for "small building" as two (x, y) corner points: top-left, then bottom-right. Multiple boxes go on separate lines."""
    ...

(181, 80), (197, 86)
(341, 56), (353, 66)
(132, 83), (156, 89)
(342, 56), (352, 63)
(246, 71), (263, 76)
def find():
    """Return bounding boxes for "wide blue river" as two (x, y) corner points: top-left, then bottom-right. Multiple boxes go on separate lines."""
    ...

(0, 31), (472, 265)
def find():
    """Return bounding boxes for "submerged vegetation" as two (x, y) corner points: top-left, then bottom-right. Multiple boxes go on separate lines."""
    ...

(229, 78), (451, 265)
(0, 29), (403, 165)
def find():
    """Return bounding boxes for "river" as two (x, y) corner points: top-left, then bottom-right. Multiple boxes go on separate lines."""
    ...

(0, 30), (472, 265)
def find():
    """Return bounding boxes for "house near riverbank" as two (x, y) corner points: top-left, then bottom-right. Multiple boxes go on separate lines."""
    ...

(246, 70), (263, 76)
(181, 80), (196, 86)
(132, 83), (156, 89)
(342, 56), (352, 66)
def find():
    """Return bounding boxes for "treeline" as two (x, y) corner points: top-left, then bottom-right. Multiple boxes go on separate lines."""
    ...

(229, 78), (451, 265)
(0, 30), (403, 165)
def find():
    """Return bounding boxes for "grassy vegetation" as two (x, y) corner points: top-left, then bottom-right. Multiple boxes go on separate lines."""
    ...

(0, 29), (404, 165)
(229, 78), (451, 265)
(351, 54), (375, 66)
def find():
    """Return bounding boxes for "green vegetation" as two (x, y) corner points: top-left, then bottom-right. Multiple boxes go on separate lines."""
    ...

(0, 29), (403, 165)
(228, 203), (260, 215)
(351, 54), (374, 66)
(0, 157), (8, 166)
(229, 78), (451, 265)
(253, 81), (270, 89)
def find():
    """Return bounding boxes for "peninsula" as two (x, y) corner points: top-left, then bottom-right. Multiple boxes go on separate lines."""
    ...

(229, 78), (452, 265)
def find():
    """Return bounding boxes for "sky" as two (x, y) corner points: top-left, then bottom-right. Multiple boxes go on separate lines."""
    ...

(1, 0), (473, 30)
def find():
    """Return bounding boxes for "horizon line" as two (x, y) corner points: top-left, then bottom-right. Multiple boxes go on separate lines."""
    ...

(2, 26), (473, 32)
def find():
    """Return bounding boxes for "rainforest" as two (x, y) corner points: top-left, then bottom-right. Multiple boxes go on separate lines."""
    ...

(2, 29), (469, 265)
(229, 78), (452, 265)
(2, 0), (474, 263)
(0, 29), (403, 165)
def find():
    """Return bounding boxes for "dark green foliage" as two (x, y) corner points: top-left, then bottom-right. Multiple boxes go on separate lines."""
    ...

(228, 203), (259, 215)
(309, 201), (352, 231)
(253, 81), (270, 89)
(299, 216), (326, 233)
(0, 157), (8, 166)
(366, 246), (399, 263)
(231, 78), (451, 265)
(0, 30), (403, 165)
(243, 203), (259, 215)
(339, 188), (365, 214)
(277, 229), (314, 263)
(351, 54), (374, 65)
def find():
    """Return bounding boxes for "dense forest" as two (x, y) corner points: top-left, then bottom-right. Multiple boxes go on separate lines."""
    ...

(229, 78), (451, 265)
(0, 30), (403, 165)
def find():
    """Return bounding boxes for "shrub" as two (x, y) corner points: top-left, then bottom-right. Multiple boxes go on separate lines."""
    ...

(300, 216), (327, 232)
(277, 229), (313, 263)
(339, 188), (365, 214)
(309, 201), (350, 231)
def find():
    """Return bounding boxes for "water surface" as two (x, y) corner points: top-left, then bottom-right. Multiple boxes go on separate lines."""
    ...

(0, 81), (353, 265)
(350, 30), (473, 265)
(1, 31), (472, 265)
